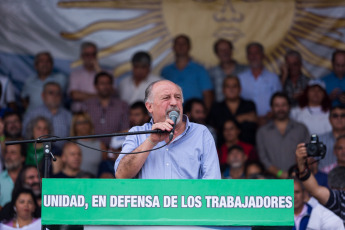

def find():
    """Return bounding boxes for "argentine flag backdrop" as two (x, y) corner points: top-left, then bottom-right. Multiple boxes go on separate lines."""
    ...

(1, 0), (345, 96)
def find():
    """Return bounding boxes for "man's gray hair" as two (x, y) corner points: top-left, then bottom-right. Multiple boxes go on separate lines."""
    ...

(144, 80), (184, 104)
(328, 166), (345, 189)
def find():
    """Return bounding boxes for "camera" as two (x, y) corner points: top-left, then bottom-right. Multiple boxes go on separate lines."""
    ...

(305, 134), (326, 159)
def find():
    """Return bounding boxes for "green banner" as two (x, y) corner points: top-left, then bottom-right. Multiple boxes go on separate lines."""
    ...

(42, 179), (293, 226)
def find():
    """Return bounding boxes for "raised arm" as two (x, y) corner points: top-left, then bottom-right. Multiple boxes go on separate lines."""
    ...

(295, 143), (330, 205)
(115, 120), (173, 178)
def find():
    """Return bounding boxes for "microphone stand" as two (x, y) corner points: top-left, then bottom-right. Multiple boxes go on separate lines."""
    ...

(5, 129), (167, 230)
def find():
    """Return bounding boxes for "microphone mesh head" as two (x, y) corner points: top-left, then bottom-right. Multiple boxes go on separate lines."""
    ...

(169, 111), (179, 120)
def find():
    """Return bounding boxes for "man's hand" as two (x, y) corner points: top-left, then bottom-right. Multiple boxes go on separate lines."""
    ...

(149, 119), (174, 143)
(295, 143), (307, 172)
(295, 143), (331, 205)
(91, 59), (102, 73)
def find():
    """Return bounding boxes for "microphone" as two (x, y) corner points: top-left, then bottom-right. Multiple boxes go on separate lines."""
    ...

(168, 111), (179, 141)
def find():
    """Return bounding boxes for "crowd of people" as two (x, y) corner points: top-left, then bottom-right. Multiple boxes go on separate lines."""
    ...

(0, 34), (345, 228)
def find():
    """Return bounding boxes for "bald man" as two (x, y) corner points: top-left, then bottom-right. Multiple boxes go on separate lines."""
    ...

(115, 80), (220, 179)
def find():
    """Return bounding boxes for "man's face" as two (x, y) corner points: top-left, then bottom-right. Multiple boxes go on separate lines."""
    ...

(95, 75), (113, 98)
(216, 41), (232, 63)
(334, 138), (345, 165)
(223, 78), (241, 100)
(129, 108), (149, 127)
(35, 54), (52, 76)
(271, 97), (290, 121)
(81, 46), (97, 68)
(286, 55), (302, 76)
(329, 108), (345, 131)
(146, 81), (183, 124)
(294, 181), (304, 212)
(4, 115), (22, 138)
(62, 144), (82, 171)
(333, 53), (345, 78)
(189, 103), (206, 124)
(247, 45), (264, 69)
(42, 85), (62, 110)
(4, 145), (24, 171)
(173, 37), (190, 57)
(132, 63), (150, 81)
(226, 149), (246, 169)
(24, 168), (40, 195)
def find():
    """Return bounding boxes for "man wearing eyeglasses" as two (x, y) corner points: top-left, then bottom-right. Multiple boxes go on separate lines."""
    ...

(23, 82), (72, 150)
(21, 52), (67, 113)
(68, 42), (104, 112)
(319, 105), (345, 172)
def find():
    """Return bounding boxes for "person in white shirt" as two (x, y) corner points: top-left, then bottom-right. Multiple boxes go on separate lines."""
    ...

(118, 51), (161, 106)
(290, 79), (332, 136)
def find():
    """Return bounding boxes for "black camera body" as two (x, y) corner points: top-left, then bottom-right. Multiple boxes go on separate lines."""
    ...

(305, 134), (326, 159)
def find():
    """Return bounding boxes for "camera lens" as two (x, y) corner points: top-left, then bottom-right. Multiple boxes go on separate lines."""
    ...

(307, 144), (317, 155)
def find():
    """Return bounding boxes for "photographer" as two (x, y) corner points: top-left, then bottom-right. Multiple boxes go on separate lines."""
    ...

(295, 141), (345, 224)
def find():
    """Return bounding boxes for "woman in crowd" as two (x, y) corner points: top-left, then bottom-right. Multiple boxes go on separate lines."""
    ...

(70, 112), (106, 177)
(290, 80), (332, 135)
(208, 76), (257, 146)
(244, 160), (265, 179)
(24, 116), (57, 166)
(0, 188), (40, 229)
(218, 119), (257, 172)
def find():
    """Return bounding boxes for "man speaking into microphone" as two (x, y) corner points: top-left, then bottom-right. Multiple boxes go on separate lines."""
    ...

(115, 80), (221, 179)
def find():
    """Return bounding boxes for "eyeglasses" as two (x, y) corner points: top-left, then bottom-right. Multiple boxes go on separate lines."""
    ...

(331, 113), (345, 119)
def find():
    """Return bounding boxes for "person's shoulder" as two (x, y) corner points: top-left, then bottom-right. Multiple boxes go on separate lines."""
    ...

(161, 62), (175, 72)
(70, 66), (85, 74)
(208, 65), (220, 73)
(84, 97), (98, 105)
(240, 98), (255, 107)
(112, 97), (129, 107)
(262, 68), (279, 78)
(23, 75), (38, 84)
(290, 118), (308, 128)
(290, 106), (304, 116)
(0, 170), (9, 179)
(129, 122), (152, 132)
(50, 72), (66, 80)
(238, 68), (251, 77)
(321, 72), (335, 81)
(189, 60), (208, 71)
(189, 122), (211, 135)
(318, 130), (332, 139)
(26, 105), (47, 115)
(59, 106), (72, 115)
(257, 121), (274, 133)
(119, 75), (132, 86)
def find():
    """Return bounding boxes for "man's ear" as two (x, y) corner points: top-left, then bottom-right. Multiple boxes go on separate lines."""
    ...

(145, 102), (153, 114)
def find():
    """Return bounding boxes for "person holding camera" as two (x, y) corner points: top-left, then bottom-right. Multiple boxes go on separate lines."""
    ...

(295, 141), (345, 224)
